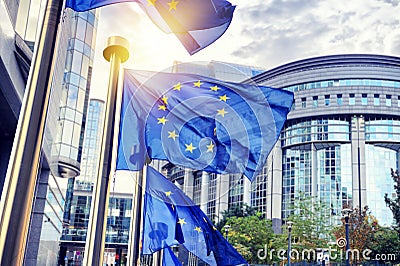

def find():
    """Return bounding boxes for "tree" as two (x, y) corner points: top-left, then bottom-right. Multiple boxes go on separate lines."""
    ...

(368, 226), (400, 263)
(225, 213), (275, 264)
(332, 206), (379, 263)
(286, 193), (333, 252)
(215, 203), (258, 230)
(384, 169), (400, 237)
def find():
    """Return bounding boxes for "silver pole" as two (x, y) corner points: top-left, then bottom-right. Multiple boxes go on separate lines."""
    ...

(83, 36), (129, 265)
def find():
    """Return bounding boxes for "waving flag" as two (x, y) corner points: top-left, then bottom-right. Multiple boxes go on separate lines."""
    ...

(142, 166), (248, 266)
(65, 0), (235, 54)
(117, 69), (293, 181)
(162, 247), (182, 266)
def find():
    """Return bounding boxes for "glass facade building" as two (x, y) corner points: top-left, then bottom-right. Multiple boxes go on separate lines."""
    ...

(60, 99), (133, 265)
(253, 54), (400, 229)
(163, 56), (400, 237)
(0, 1), (100, 264)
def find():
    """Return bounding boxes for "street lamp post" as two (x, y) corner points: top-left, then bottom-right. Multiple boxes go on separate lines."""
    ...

(287, 221), (293, 266)
(342, 209), (352, 266)
(224, 225), (231, 242)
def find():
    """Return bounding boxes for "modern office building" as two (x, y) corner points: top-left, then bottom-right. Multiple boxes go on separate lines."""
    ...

(0, 1), (99, 265)
(252, 54), (400, 229)
(60, 99), (134, 266)
(165, 56), (399, 234)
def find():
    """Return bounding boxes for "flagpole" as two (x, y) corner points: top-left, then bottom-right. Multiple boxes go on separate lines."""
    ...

(127, 165), (148, 266)
(0, 0), (63, 265)
(83, 36), (129, 266)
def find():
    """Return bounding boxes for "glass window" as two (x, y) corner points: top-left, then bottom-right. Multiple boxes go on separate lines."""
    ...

(76, 19), (87, 41)
(325, 95), (330, 106)
(73, 39), (84, 53)
(60, 144), (71, 158)
(77, 89), (86, 112)
(62, 120), (74, 144)
(291, 100), (295, 111)
(386, 95), (392, 107)
(349, 94), (355, 105)
(361, 94), (368, 105)
(71, 52), (83, 74)
(88, 12), (96, 25)
(301, 98), (306, 108)
(398, 96), (400, 107)
(313, 96), (318, 107)
(374, 94), (380, 106)
(85, 24), (94, 45)
(67, 85), (78, 108)
(337, 94), (343, 105)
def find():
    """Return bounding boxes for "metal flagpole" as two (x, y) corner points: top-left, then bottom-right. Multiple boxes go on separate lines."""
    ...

(83, 36), (129, 265)
(127, 166), (147, 266)
(0, 0), (63, 265)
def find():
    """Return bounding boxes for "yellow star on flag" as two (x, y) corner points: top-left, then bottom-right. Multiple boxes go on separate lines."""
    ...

(206, 141), (215, 153)
(165, 191), (172, 197)
(210, 85), (220, 92)
(178, 218), (187, 225)
(217, 108), (228, 117)
(185, 143), (197, 153)
(168, 0), (179, 11)
(194, 226), (202, 233)
(168, 130), (178, 141)
(161, 95), (168, 105)
(219, 94), (230, 102)
(147, 0), (157, 6)
(158, 105), (167, 111)
(214, 127), (217, 136)
(173, 82), (182, 91)
(157, 116), (168, 125)
(193, 80), (203, 88)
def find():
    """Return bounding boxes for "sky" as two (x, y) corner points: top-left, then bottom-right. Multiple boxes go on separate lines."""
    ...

(90, 0), (400, 99)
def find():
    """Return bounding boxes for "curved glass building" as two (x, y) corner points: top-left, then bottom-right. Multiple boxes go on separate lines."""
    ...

(252, 54), (400, 228)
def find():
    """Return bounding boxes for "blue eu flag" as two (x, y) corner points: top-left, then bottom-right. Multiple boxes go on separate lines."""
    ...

(142, 166), (248, 266)
(117, 69), (293, 181)
(162, 247), (182, 266)
(65, 0), (235, 55)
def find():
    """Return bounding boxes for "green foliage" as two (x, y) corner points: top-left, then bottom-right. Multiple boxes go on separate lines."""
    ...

(225, 213), (275, 264)
(384, 169), (400, 237)
(368, 226), (400, 263)
(215, 203), (258, 230)
(286, 193), (333, 252)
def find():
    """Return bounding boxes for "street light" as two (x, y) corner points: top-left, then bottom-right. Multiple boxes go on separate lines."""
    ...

(287, 221), (293, 266)
(224, 225), (231, 241)
(341, 208), (352, 266)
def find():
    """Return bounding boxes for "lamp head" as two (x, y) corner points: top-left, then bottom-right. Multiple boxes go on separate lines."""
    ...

(287, 221), (293, 230)
(341, 208), (352, 218)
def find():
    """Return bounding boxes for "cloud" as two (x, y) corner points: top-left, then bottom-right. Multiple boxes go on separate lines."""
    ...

(228, 0), (400, 68)
(377, 0), (400, 6)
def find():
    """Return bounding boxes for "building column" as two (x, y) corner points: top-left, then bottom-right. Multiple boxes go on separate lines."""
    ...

(351, 116), (367, 209)
(183, 169), (194, 199)
(311, 144), (318, 198)
(200, 172), (209, 213)
(24, 169), (51, 266)
(243, 178), (251, 206)
(266, 142), (283, 233)
(216, 174), (229, 223)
